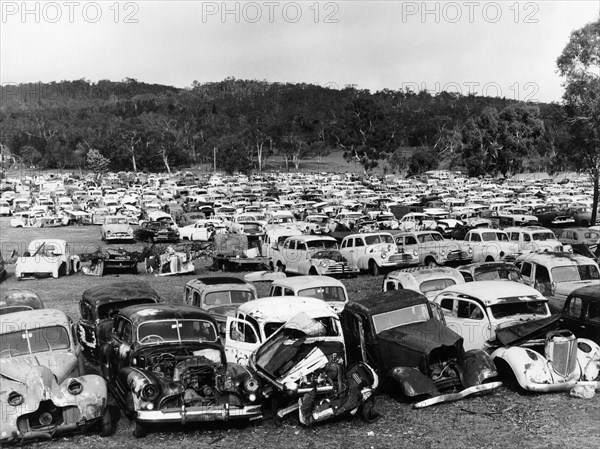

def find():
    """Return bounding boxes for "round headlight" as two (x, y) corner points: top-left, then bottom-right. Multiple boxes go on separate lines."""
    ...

(381, 252), (388, 259)
(7, 391), (24, 406)
(320, 260), (328, 267)
(106, 230), (112, 235)
(127, 227), (133, 233)
(68, 379), (83, 395)
(244, 377), (260, 393)
(413, 250), (418, 256)
(141, 384), (160, 401)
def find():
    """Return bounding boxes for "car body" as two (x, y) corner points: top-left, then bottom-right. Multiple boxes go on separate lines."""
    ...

(302, 214), (331, 234)
(397, 212), (437, 232)
(15, 239), (80, 279)
(340, 232), (418, 275)
(559, 227), (600, 248)
(394, 231), (472, 267)
(0, 288), (44, 315)
(458, 228), (519, 263)
(99, 304), (262, 438)
(78, 282), (160, 360)
(272, 235), (357, 276)
(458, 261), (523, 283)
(564, 206), (598, 227)
(375, 212), (399, 230)
(433, 281), (551, 351)
(382, 267), (465, 300)
(516, 252), (600, 313)
(179, 219), (226, 241)
(267, 275), (349, 313)
(183, 276), (258, 330)
(559, 285), (600, 344)
(339, 290), (500, 407)
(491, 319), (600, 393)
(504, 226), (565, 253)
(101, 215), (135, 241)
(134, 220), (180, 243)
(0, 309), (112, 443)
(10, 210), (46, 227)
(144, 245), (195, 276)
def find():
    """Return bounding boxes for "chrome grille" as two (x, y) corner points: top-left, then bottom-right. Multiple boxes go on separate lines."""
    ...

(447, 250), (469, 261)
(545, 330), (577, 378)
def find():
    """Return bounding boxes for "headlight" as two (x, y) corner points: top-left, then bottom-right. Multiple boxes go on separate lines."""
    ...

(381, 252), (388, 259)
(106, 230), (112, 235)
(7, 391), (24, 406)
(320, 260), (328, 267)
(468, 248), (473, 254)
(441, 249), (446, 255)
(127, 227), (133, 233)
(413, 250), (418, 256)
(141, 384), (160, 401)
(85, 404), (100, 418)
(244, 377), (260, 393)
(68, 379), (83, 395)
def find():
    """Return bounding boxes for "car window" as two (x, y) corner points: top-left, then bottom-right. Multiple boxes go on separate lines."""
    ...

(523, 234), (531, 242)
(354, 237), (365, 247)
(385, 281), (397, 291)
(460, 271), (474, 282)
(405, 236), (417, 245)
(588, 301), (600, 323)
(193, 291), (201, 307)
(283, 288), (295, 296)
(564, 296), (583, 318)
(372, 304), (431, 333)
(521, 262), (532, 277)
(299, 287), (346, 302)
(1, 325), (70, 357)
(510, 232), (519, 241)
(80, 301), (94, 322)
(419, 278), (457, 294)
(456, 300), (484, 320)
(471, 234), (482, 242)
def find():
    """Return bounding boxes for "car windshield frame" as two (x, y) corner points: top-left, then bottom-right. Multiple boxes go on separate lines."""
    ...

(306, 240), (338, 250)
(372, 304), (432, 334)
(137, 319), (218, 345)
(0, 325), (70, 357)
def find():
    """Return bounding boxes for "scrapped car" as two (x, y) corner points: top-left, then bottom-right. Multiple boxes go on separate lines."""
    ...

(134, 220), (180, 243)
(339, 290), (501, 408)
(457, 228), (519, 263)
(0, 309), (113, 443)
(84, 247), (140, 275)
(458, 261), (523, 283)
(505, 226), (565, 253)
(267, 275), (349, 313)
(272, 235), (357, 276)
(144, 245), (195, 276)
(183, 276), (257, 330)
(491, 318), (600, 393)
(394, 230), (472, 267)
(433, 281), (551, 351)
(78, 282), (160, 360)
(382, 266), (465, 300)
(247, 310), (380, 424)
(302, 214), (331, 234)
(179, 219), (227, 241)
(0, 288), (44, 315)
(340, 232), (418, 276)
(15, 239), (80, 279)
(101, 215), (135, 242)
(559, 285), (600, 344)
(559, 228), (600, 248)
(516, 252), (600, 312)
(99, 304), (263, 438)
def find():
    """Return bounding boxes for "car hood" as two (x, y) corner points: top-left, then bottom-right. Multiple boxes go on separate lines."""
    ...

(377, 319), (462, 356)
(1, 351), (78, 385)
(494, 315), (561, 346)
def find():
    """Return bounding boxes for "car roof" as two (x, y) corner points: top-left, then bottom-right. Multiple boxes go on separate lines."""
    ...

(458, 261), (519, 273)
(82, 282), (160, 306)
(386, 266), (463, 281)
(569, 285), (600, 300)
(346, 289), (428, 316)
(0, 308), (70, 330)
(287, 235), (337, 242)
(519, 252), (597, 266)
(118, 304), (215, 326)
(237, 296), (338, 321)
(270, 275), (345, 290)
(437, 281), (546, 306)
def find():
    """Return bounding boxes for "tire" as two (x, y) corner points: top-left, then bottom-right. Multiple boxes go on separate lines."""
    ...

(369, 260), (380, 276)
(59, 263), (67, 276)
(130, 264), (139, 275)
(309, 267), (318, 275)
(133, 421), (147, 438)
(98, 408), (114, 437)
(425, 257), (437, 268)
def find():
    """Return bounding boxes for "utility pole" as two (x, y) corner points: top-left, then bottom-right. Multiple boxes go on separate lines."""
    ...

(213, 146), (216, 173)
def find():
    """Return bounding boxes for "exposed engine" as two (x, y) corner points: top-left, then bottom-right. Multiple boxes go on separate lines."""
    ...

(426, 346), (462, 389)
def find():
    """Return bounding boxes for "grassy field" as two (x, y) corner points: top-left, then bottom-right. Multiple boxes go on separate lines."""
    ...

(1, 220), (599, 448)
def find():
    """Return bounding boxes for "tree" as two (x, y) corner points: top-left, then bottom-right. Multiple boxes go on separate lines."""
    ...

(86, 148), (110, 177)
(19, 145), (43, 167)
(557, 18), (600, 225)
(407, 148), (439, 176)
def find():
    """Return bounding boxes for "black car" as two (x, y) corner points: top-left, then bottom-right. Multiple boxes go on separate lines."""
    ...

(339, 290), (500, 407)
(559, 285), (600, 344)
(134, 221), (180, 243)
(99, 304), (262, 437)
(78, 282), (160, 360)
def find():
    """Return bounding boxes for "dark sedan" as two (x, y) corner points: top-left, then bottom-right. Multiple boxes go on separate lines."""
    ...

(134, 220), (180, 243)
(559, 285), (600, 344)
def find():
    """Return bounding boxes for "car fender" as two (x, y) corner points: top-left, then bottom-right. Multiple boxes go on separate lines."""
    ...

(576, 338), (600, 381)
(492, 346), (564, 390)
(387, 366), (438, 397)
(121, 367), (178, 409)
(457, 349), (499, 387)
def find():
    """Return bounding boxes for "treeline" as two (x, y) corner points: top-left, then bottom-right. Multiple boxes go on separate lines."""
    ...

(0, 77), (573, 176)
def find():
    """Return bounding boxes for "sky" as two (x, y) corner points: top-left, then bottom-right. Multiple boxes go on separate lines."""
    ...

(1, 0), (599, 103)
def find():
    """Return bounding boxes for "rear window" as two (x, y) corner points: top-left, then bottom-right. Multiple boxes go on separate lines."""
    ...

(298, 287), (347, 302)
(419, 278), (457, 294)
(205, 290), (255, 306)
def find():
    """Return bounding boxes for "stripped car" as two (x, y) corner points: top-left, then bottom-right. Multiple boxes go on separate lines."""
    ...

(99, 304), (262, 438)
(339, 290), (501, 408)
(0, 309), (113, 443)
(78, 282), (160, 360)
(15, 239), (80, 279)
(144, 245), (195, 276)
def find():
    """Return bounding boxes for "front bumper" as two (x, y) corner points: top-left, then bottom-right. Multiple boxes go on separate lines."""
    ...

(136, 404), (262, 424)
(385, 254), (419, 267)
(105, 233), (134, 240)
(443, 250), (472, 266)
(320, 263), (359, 276)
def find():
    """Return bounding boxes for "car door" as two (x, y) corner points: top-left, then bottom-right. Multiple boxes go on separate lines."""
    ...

(284, 239), (298, 272)
(109, 317), (133, 390)
(435, 296), (491, 351)
(224, 316), (261, 365)
(560, 294), (586, 338)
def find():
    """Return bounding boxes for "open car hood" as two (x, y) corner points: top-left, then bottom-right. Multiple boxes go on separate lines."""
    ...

(494, 315), (562, 347)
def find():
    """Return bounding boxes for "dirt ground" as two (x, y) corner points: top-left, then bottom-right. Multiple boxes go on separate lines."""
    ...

(1, 218), (599, 448)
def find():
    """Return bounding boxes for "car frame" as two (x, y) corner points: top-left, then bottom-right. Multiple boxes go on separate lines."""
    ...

(394, 230), (473, 267)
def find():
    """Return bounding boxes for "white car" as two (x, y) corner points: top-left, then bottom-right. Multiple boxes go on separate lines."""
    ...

(15, 239), (80, 279)
(101, 215), (135, 241)
(459, 228), (520, 262)
(0, 199), (11, 216)
(179, 219), (227, 241)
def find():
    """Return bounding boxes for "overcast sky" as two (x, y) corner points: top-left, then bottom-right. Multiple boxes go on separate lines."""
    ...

(2, 1), (599, 102)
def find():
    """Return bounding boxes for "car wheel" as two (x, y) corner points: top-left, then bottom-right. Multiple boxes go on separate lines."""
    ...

(133, 421), (147, 438)
(485, 256), (495, 262)
(309, 267), (318, 275)
(98, 408), (115, 437)
(425, 257), (437, 268)
(369, 260), (380, 276)
(130, 264), (139, 275)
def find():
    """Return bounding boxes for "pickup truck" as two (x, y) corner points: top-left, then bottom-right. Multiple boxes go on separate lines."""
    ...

(457, 228), (519, 263)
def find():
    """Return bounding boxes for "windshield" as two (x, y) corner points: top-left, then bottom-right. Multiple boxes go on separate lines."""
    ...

(365, 234), (394, 245)
(419, 279), (457, 294)
(475, 268), (522, 282)
(372, 304), (431, 333)
(106, 217), (128, 224)
(306, 240), (338, 250)
(551, 265), (600, 283)
(417, 233), (444, 243)
(205, 290), (255, 306)
(299, 287), (347, 302)
(482, 232), (509, 242)
(1, 326), (70, 357)
(138, 319), (217, 344)
(532, 232), (556, 241)
(489, 301), (548, 319)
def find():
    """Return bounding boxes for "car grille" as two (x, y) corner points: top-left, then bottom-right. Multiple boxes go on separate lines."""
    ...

(447, 250), (469, 261)
(324, 262), (352, 274)
(17, 400), (80, 432)
(545, 331), (577, 378)
(389, 254), (414, 263)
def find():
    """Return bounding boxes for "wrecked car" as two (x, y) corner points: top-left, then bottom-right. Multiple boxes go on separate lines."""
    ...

(247, 310), (380, 425)
(0, 288), (44, 315)
(144, 245), (195, 276)
(99, 304), (262, 438)
(0, 309), (113, 443)
(491, 316), (600, 393)
(78, 282), (161, 360)
(15, 239), (80, 279)
(267, 275), (349, 313)
(83, 247), (140, 275)
(457, 261), (523, 283)
(382, 266), (465, 300)
(339, 290), (501, 408)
